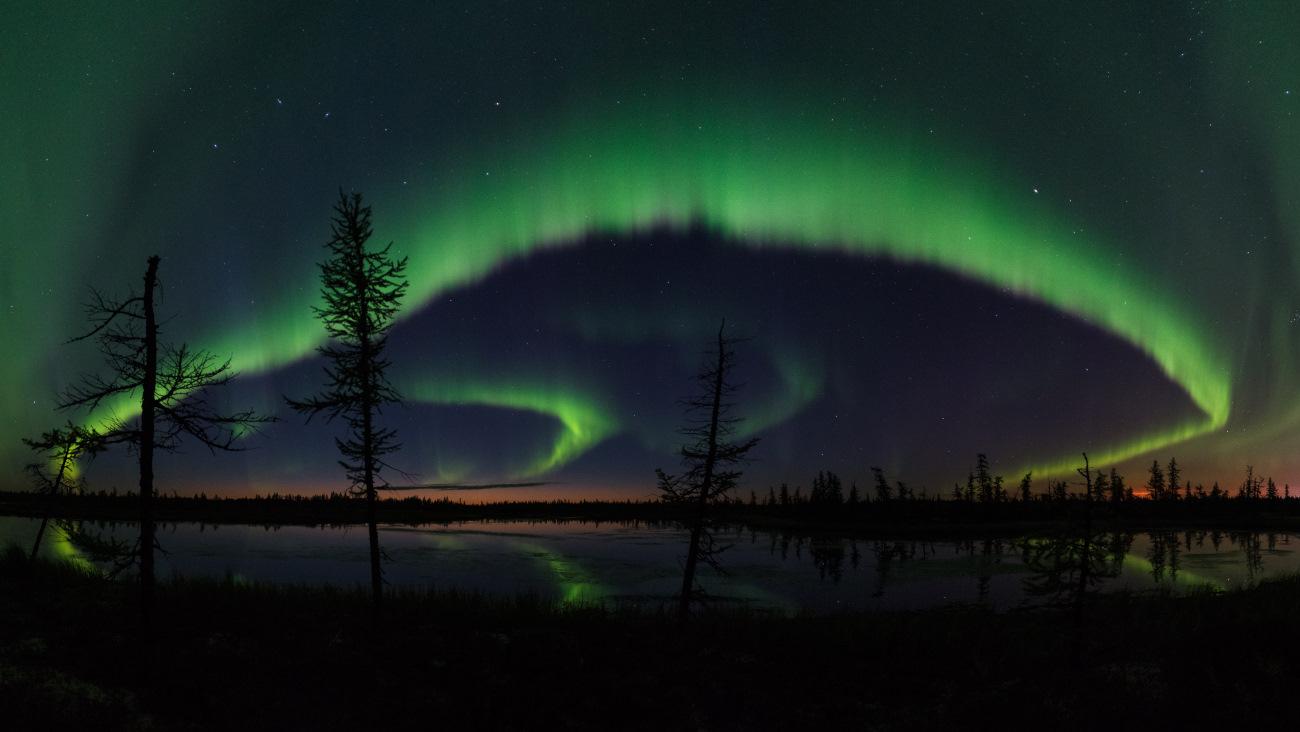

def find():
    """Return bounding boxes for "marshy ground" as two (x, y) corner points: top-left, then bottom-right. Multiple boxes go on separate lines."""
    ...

(3, 543), (1299, 730)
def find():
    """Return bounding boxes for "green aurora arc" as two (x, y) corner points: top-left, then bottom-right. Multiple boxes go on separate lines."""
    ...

(93, 102), (1231, 482)
(22, 93), (1236, 484)
(7, 2), (1300, 493)
(390, 100), (1231, 478)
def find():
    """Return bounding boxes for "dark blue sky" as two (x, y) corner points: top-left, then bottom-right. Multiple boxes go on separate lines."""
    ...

(5, 2), (1300, 499)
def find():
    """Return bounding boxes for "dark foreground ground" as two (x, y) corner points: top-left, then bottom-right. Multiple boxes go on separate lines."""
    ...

(3, 545), (1299, 730)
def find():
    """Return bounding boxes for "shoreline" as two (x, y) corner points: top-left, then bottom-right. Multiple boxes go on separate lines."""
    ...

(5, 489), (1300, 535)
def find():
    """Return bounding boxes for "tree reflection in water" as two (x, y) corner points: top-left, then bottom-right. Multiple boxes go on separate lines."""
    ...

(1018, 531), (1131, 607)
(20, 516), (1300, 613)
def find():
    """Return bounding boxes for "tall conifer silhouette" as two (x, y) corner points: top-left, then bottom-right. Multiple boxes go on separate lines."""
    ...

(287, 190), (408, 618)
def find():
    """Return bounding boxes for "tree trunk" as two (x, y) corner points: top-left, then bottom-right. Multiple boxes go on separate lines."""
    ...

(676, 324), (727, 630)
(364, 404), (382, 621)
(367, 478), (382, 617)
(29, 517), (50, 563)
(676, 523), (704, 629)
(137, 258), (160, 671)
(29, 448), (71, 562)
(357, 242), (383, 620)
(1073, 454), (1094, 665)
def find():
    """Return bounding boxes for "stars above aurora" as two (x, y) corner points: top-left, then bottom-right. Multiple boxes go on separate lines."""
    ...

(4, 2), (1300, 499)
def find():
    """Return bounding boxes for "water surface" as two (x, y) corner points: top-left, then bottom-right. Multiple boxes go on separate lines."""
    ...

(3, 517), (1294, 614)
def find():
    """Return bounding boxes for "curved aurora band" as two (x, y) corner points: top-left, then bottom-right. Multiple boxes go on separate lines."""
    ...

(388, 105), (1229, 477)
(401, 377), (621, 477)
(80, 101), (1231, 482)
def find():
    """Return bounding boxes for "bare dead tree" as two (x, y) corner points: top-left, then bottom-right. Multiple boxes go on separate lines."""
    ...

(657, 319), (758, 629)
(55, 255), (276, 673)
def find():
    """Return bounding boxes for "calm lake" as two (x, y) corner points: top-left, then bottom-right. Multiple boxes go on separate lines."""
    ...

(3, 516), (1296, 614)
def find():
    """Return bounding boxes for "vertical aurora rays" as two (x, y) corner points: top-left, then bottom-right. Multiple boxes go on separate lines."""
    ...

(385, 101), (1229, 477)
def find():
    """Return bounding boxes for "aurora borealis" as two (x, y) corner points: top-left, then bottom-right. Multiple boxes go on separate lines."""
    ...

(4, 2), (1300, 499)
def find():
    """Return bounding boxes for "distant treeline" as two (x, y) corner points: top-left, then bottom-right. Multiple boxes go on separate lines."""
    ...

(724, 457), (1300, 531)
(5, 469), (1300, 534)
(750, 457), (1295, 507)
(0, 489), (680, 528)
(5, 453), (1298, 532)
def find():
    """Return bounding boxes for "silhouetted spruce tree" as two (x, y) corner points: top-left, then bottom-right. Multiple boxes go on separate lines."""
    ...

(1109, 467), (1125, 504)
(1239, 465), (1258, 499)
(656, 320), (758, 628)
(1052, 479), (1068, 502)
(825, 471), (844, 505)
(1090, 470), (1107, 507)
(1146, 460), (1165, 501)
(810, 471), (827, 505)
(56, 255), (274, 672)
(870, 467), (892, 502)
(895, 480), (910, 501)
(1166, 457), (1181, 501)
(846, 481), (860, 505)
(286, 190), (409, 618)
(975, 454), (995, 503)
(1018, 472), (1033, 502)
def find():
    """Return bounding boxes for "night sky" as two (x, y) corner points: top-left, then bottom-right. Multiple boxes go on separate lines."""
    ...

(4, 2), (1299, 500)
